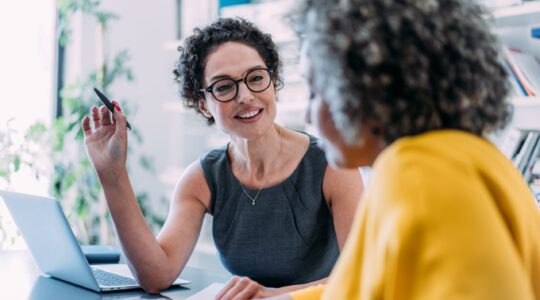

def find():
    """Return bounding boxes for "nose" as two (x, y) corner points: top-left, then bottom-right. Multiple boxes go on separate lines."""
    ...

(235, 81), (254, 104)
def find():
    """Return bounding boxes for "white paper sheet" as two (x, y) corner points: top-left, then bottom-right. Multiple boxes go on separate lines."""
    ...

(186, 283), (225, 300)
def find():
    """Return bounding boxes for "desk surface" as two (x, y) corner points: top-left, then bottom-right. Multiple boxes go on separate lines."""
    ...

(0, 250), (231, 300)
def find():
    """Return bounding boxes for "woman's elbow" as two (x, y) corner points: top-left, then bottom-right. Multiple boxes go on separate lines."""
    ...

(140, 280), (171, 294)
(138, 273), (175, 294)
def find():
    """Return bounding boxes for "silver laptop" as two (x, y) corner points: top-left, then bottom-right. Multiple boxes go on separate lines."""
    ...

(0, 190), (190, 292)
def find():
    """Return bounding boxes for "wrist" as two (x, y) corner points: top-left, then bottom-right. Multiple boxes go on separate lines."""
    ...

(97, 166), (128, 184)
(263, 287), (283, 297)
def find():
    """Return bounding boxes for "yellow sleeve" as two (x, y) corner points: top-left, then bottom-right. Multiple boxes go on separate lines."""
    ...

(290, 284), (325, 300)
(319, 132), (540, 299)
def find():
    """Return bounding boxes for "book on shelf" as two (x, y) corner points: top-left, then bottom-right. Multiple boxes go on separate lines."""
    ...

(509, 49), (540, 93)
(502, 59), (528, 96)
(530, 177), (540, 205)
(503, 130), (540, 205)
(533, 27), (540, 39)
(508, 130), (540, 175)
(532, 158), (540, 175)
(500, 128), (527, 158)
(502, 47), (540, 97)
(523, 136), (540, 182)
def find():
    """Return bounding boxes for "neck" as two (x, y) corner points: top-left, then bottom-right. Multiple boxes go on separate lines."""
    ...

(349, 129), (387, 167)
(229, 124), (283, 181)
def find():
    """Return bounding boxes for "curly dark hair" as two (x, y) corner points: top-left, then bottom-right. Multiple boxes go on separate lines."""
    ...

(173, 18), (284, 125)
(294, 0), (512, 144)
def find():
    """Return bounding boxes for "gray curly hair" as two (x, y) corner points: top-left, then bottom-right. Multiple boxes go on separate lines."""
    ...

(294, 0), (511, 145)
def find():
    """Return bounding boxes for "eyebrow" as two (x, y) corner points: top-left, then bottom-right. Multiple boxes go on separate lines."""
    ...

(208, 65), (267, 83)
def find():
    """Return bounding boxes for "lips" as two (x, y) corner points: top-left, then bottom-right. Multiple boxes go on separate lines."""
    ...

(235, 108), (263, 119)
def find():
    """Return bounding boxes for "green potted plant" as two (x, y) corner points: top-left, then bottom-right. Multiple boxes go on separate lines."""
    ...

(53, 0), (166, 244)
(0, 120), (48, 247)
(0, 0), (165, 247)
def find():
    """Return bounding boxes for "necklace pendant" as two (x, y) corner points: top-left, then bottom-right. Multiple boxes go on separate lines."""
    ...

(252, 199), (255, 205)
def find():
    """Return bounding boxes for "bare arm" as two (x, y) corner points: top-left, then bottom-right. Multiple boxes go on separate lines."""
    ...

(156, 161), (211, 284)
(322, 166), (364, 249)
(82, 104), (209, 293)
(103, 162), (208, 293)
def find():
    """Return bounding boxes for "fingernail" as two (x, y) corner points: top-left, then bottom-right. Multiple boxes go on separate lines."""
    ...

(114, 103), (122, 112)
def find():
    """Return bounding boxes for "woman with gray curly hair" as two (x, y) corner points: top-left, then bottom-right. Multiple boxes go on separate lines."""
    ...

(276, 0), (540, 299)
(82, 17), (363, 298)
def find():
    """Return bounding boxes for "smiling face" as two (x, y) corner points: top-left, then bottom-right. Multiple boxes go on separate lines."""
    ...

(199, 42), (277, 139)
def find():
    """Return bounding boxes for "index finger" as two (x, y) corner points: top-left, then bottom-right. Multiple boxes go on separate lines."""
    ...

(215, 276), (239, 299)
(82, 116), (92, 137)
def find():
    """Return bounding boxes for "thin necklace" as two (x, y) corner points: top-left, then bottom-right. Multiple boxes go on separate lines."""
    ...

(239, 127), (283, 206)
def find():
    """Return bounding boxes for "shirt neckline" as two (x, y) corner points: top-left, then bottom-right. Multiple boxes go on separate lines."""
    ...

(224, 132), (316, 191)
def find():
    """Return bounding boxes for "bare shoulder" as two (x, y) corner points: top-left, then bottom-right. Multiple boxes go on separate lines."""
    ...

(273, 128), (312, 181)
(322, 165), (364, 205)
(171, 160), (212, 212)
(322, 166), (363, 248)
(281, 128), (311, 160)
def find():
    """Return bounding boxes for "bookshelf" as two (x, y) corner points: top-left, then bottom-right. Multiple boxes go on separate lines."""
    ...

(492, 1), (540, 204)
(492, 1), (540, 26)
(491, 2), (540, 131)
(512, 97), (540, 130)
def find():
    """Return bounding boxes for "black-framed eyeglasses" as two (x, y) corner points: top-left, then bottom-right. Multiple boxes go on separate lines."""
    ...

(199, 68), (273, 102)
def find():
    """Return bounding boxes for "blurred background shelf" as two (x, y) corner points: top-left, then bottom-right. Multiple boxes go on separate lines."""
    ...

(512, 97), (540, 130)
(491, 2), (540, 205)
(490, 2), (540, 132)
(491, 1), (540, 26)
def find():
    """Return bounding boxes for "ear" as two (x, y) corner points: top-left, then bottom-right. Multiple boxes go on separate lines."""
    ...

(198, 99), (213, 118)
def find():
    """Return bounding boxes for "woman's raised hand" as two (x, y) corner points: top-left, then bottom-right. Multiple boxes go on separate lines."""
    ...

(82, 102), (128, 181)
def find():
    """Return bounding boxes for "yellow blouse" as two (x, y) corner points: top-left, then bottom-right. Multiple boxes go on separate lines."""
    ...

(292, 130), (540, 300)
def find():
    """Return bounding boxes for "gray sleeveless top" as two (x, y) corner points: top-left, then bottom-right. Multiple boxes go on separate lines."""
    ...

(200, 134), (339, 287)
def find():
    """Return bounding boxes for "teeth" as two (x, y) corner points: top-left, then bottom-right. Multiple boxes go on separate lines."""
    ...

(238, 110), (259, 119)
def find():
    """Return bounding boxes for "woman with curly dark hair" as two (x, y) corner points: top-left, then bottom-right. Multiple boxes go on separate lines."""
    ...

(278, 0), (540, 299)
(81, 18), (363, 298)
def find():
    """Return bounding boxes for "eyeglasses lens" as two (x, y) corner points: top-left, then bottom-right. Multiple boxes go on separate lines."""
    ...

(211, 69), (271, 102)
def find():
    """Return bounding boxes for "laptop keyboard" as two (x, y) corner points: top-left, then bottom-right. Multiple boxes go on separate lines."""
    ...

(91, 267), (138, 287)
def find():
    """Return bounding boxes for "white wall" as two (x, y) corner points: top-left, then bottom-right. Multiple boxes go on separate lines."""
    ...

(0, 0), (56, 249)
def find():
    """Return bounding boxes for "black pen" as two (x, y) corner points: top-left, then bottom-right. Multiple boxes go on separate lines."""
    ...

(93, 87), (132, 130)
